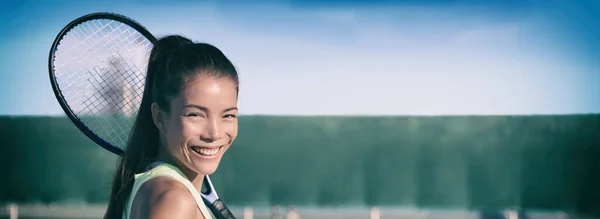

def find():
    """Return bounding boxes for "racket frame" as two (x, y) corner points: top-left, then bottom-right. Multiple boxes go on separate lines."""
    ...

(48, 12), (157, 156)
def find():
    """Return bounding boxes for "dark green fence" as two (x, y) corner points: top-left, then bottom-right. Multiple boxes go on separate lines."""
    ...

(0, 115), (598, 215)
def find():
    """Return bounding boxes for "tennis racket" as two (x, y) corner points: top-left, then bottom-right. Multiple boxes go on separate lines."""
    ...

(47, 12), (236, 219)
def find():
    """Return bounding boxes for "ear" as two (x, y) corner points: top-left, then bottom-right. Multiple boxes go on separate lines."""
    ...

(151, 102), (167, 133)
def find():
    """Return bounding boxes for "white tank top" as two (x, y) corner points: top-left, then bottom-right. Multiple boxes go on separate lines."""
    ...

(123, 162), (213, 219)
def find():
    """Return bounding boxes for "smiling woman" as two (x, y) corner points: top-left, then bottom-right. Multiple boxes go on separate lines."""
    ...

(103, 35), (240, 219)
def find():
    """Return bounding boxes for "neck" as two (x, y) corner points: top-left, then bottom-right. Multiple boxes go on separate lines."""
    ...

(155, 148), (205, 192)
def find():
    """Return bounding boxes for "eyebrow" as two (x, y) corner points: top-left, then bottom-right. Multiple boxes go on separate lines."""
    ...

(183, 104), (238, 113)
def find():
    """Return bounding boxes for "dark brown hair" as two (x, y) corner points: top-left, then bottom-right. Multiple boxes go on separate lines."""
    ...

(103, 35), (239, 219)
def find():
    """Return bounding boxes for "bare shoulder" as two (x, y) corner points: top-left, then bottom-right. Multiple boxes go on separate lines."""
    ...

(130, 176), (200, 219)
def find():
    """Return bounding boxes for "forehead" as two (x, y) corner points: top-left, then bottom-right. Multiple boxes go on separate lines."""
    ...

(174, 74), (238, 107)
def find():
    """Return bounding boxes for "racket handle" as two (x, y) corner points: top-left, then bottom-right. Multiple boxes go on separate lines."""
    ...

(207, 199), (236, 219)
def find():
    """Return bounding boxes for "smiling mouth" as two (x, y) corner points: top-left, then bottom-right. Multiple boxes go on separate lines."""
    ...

(191, 146), (223, 156)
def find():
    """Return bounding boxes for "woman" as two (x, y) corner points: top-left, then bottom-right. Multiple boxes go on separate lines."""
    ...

(104, 35), (240, 219)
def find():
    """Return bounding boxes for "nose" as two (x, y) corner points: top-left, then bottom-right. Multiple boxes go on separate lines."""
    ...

(200, 118), (222, 142)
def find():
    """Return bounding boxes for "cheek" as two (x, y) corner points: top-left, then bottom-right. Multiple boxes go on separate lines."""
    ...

(180, 119), (202, 140)
(164, 117), (186, 148)
(225, 121), (239, 140)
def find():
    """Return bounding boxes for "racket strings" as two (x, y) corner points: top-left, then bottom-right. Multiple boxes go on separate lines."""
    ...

(53, 18), (153, 149)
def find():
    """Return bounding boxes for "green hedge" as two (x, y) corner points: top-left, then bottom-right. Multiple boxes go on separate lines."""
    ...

(0, 115), (598, 215)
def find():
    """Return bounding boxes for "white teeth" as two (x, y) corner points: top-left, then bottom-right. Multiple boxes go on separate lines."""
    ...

(194, 147), (219, 156)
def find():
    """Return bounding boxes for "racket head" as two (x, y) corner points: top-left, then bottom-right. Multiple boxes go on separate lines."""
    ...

(48, 12), (157, 155)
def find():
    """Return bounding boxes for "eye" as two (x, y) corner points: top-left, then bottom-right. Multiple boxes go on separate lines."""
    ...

(185, 112), (204, 118)
(224, 114), (237, 119)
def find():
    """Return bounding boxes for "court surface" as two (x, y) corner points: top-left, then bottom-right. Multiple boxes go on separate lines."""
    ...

(0, 204), (591, 219)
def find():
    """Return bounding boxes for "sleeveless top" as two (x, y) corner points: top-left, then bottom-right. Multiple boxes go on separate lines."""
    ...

(123, 162), (213, 219)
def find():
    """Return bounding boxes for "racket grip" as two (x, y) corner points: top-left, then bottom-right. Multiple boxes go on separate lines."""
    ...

(207, 199), (236, 219)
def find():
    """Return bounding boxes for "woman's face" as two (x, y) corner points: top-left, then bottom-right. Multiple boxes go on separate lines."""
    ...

(155, 74), (238, 176)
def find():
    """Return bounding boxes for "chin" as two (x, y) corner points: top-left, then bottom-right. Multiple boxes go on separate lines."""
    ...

(190, 154), (223, 175)
(195, 163), (220, 175)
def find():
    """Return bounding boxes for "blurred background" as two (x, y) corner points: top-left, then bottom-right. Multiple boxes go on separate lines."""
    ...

(1, 0), (599, 218)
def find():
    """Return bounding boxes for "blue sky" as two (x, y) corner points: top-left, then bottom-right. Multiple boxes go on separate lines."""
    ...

(0, 0), (599, 116)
